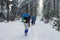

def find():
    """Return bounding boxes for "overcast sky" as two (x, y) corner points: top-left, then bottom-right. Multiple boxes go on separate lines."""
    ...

(9, 0), (12, 1)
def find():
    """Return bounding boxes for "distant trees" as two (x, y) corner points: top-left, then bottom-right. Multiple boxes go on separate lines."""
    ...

(42, 0), (51, 23)
(19, 0), (38, 17)
(53, 19), (60, 31)
(0, 0), (6, 22)
(0, 0), (12, 22)
(42, 0), (60, 31)
(0, 0), (38, 22)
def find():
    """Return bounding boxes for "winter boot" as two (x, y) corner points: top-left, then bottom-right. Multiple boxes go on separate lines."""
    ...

(25, 29), (28, 36)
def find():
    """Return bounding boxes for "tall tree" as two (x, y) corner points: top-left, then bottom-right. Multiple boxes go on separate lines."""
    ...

(7, 0), (9, 22)
(53, 0), (56, 17)
(57, 0), (59, 18)
(1, 0), (4, 13)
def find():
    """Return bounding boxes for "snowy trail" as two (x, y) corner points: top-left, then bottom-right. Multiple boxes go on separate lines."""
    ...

(0, 18), (60, 40)
(35, 19), (60, 40)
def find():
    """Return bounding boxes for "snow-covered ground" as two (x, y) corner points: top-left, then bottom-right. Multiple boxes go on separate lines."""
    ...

(0, 17), (60, 40)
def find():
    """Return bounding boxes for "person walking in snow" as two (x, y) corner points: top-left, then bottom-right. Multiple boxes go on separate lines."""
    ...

(31, 16), (36, 25)
(27, 16), (30, 27)
(22, 13), (30, 36)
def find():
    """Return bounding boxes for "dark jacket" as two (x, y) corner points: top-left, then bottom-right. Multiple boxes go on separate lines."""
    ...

(24, 16), (30, 23)
(31, 16), (36, 22)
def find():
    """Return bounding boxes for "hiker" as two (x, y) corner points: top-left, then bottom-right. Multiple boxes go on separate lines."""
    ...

(31, 16), (36, 25)
(22, 13), (30, 36)
(28, 16), (30, 27)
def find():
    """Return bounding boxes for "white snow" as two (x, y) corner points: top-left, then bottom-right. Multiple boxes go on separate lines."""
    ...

(0, 17), (60, 40)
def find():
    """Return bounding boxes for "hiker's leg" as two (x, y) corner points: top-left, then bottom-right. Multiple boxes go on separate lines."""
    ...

(28, 22), (30, 27)
(24, 23), (29, 35)
(25, 23), (29, 29)
(25, 29), (28, 36)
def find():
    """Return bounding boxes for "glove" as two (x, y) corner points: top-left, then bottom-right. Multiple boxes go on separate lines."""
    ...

(24, 20), (26, 23)
(21, 19), (26, 23)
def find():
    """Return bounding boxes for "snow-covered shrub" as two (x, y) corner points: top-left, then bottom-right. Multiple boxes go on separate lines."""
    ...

(53, 18), (60, 31)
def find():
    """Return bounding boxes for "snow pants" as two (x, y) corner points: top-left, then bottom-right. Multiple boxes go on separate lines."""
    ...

(24, 23), (29, 34)
(31, 21), (35, 25)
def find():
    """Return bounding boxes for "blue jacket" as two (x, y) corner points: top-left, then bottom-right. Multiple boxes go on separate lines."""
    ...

(31, 16), (36, 21)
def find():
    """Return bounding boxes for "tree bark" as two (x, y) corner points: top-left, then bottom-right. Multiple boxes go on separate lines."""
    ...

(7, 0), (9, 22)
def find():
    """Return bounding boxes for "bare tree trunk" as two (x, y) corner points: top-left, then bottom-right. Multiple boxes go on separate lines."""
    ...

(57, 0), (60, 31)
(7, 0), (9, 22)
(57, 0), (59, 18)
(53, 0), (55, 11)
(32, 0), (34, 16)
(1, 0), (3, 13)
(53, 0), (56, 17)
